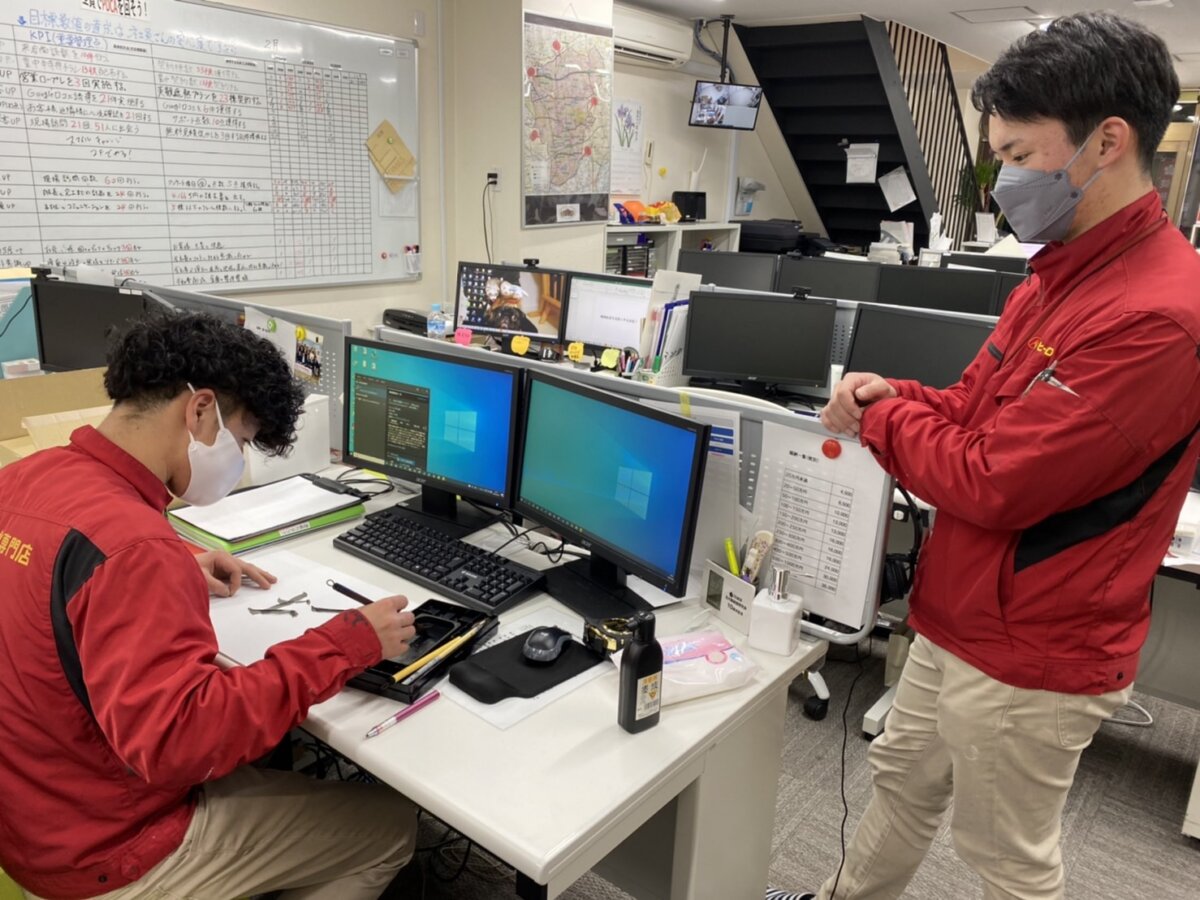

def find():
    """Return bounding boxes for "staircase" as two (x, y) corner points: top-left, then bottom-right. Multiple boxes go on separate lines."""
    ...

(737, 18), (978, 251)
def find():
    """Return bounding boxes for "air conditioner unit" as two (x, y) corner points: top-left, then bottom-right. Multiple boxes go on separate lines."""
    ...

(613, 3), (693, 68)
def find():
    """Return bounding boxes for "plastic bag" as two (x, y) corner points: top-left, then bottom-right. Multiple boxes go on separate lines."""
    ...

(656, 630), (759, 706)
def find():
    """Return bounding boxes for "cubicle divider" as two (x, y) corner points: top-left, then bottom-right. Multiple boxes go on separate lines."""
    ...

(372, 326), (894, 642)
(127, 281), (352, 452)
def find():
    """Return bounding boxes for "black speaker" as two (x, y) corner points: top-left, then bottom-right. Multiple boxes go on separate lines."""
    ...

(671, 191), (707, 223)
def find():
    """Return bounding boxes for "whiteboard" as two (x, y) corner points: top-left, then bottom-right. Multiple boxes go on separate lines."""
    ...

(0, 0), (420, 290)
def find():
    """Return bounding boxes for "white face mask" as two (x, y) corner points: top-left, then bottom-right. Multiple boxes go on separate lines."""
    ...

(180, 384), (245, 506)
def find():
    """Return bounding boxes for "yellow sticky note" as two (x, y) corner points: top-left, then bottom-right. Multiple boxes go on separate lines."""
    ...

(600, 348), (620, 369)
(679, 391), (692, 418)
(295, 326), (306, 341)
(567, 342), (585, 362)
(510, 335), (531, 356)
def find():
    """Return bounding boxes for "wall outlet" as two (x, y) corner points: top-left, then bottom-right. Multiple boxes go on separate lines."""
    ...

(412, 11), (426, 36)
(487, 168), (501, 191)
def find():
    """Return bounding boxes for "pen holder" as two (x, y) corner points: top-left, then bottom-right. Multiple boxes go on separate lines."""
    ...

(703, 559), (755, 635)
(404, 252), (421, 276)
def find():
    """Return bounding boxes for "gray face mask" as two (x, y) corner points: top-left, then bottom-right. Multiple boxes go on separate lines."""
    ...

(991, 131), (1102, 243)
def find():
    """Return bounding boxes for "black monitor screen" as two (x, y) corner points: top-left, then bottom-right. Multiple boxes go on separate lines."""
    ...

(993, 272), (1026, 314)
(676, 249), (778, 292)
(517, 373), (707, 595)
(845, 305), (995, 389)
(32, 280), (149, 372)
(344, 338), (520, 507)
(688, 81), (763, 130)
(683, 291), (837, 388)
(876, 265), (997, 316)
(775, 256), (880, 301)
(563, 273), (652, 349)
(454, 262), (566, 341)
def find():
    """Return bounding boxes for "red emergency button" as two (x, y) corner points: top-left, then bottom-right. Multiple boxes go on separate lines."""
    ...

(822, 439), (842, 459)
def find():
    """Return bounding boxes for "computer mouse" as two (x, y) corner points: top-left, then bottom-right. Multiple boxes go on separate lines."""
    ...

(522, 626), (573, 664)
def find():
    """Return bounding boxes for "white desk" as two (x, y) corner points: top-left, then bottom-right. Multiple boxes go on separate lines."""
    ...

(223, 519), (826, 899)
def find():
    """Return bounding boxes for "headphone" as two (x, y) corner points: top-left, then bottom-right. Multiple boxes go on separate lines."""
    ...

(882, 484), (925, 603)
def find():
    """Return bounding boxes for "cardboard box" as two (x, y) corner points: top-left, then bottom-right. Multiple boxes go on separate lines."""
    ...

(0, 368), (109, 465)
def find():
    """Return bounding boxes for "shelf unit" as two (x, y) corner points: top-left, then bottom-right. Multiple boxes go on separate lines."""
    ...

(605, 222), (742, 275)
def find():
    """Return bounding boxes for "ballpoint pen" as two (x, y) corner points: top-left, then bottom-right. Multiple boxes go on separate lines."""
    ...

(365, 690), (441, 738)
(326, 579), (372, 605)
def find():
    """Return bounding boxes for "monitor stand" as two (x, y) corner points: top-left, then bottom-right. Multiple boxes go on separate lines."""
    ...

(541, 555), (652, 622)
(382, 485), (500, 540)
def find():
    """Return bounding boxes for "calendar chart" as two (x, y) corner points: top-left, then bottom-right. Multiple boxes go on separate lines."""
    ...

(0, 2), (418, 289)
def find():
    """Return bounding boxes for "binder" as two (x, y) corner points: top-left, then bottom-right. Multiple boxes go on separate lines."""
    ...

(168, 474), (367, 553)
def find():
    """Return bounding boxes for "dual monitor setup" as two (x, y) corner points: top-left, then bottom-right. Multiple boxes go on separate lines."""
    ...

(676, 249), (1025, 317)
(343, 337), (709, 619)
(680, 291), (995, 398)
(454, 261), (653, 353)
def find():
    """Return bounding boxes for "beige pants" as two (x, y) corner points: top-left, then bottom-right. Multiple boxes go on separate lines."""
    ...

(29, 766), (417, 900)
(818, 634), (1130, 900)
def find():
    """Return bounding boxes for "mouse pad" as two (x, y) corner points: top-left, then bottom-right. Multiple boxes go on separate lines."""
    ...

(448, 628), (606, 704)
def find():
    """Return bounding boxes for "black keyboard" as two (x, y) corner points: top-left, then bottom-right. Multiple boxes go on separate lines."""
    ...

(333, 508), (545, 614)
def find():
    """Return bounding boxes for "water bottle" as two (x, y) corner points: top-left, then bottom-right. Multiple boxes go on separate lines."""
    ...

(426, 303), (447, 341)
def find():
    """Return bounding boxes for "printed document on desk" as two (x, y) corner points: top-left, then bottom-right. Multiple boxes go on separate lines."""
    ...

(209, 549), (394, 665)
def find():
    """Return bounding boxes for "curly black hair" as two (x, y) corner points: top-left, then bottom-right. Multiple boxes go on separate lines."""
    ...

(972, 12), (1178, 174)
(104, 310), (306, 456)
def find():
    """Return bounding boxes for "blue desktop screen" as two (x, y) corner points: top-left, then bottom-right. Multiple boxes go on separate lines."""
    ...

(347, 343), (516, 499)
(519, 379), (700, 579)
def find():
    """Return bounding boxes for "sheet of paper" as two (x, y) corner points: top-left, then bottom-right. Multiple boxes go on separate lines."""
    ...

(878, 166), (916, 212)
(209, 550), (396, 665)
(244, 307), (297, 373)
(172, 476), (355, 540)
(378, 177), (419, 218)
(611, 99), (645, 195)
(845, 142), (879, 184)
(440, 606), (613, 730)
(975, 212), (998, 244)
(365, 119), (416, 192)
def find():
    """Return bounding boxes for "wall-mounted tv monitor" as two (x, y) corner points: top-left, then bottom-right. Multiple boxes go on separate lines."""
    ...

(688, 81), (763, 131)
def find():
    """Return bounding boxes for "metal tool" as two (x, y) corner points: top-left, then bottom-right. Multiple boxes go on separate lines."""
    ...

(249, 606), (298, 617)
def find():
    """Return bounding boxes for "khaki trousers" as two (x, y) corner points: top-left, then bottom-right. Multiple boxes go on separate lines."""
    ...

(818, 634), (1130, 900)
(29, 766), (417, 900)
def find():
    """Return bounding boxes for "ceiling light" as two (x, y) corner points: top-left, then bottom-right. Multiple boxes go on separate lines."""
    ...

(1132, 1), (1174, 8)
(952, 7), (1043, 25)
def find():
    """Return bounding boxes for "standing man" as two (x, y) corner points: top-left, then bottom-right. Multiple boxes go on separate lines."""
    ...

(0, 312), (419, 899)
(772, 11), (1200, 900)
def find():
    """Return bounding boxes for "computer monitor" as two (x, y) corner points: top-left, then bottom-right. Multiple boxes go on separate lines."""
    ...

(32, 280), (151, 372)
(563, 272), (652, 350)
(993, 272), (1026, 314)
(775, 255), (881, 302)
(343, 337), (522, 536)
(676, 249), (778, 292)
(454, 261), (565, 342)
(688, 80), (763, 130)
(875, 265), (997, 316)
(941, 251), (1028, 275)
(683, 291), (837, 392)
(516, 372), (709, 619)
(845, 304), (995, 389)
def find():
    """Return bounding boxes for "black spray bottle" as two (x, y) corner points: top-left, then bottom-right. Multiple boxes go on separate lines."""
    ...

(618, 611), (663, 733)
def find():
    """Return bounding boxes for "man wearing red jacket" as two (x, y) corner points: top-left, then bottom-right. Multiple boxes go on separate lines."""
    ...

(771, 12), (1200, 900)
(0, 312), (419, 899)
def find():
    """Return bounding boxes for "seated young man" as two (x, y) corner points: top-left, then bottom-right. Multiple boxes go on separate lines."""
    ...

(0, 312), (419, 900)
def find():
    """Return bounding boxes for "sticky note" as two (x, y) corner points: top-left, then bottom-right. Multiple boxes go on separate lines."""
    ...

(295, 326), (306, 341)
(567, 342), (585, 362)
(600, 348), (620, 369)
(510, 335), (531, 355)
(454, 327), (473, 346)
(679, 392), (692, 418)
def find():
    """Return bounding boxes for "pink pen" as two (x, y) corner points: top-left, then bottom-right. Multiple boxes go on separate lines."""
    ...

(364, 690), (441, 739)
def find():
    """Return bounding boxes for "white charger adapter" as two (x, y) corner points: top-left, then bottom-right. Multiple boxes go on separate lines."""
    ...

(748, 569), (804, 656)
